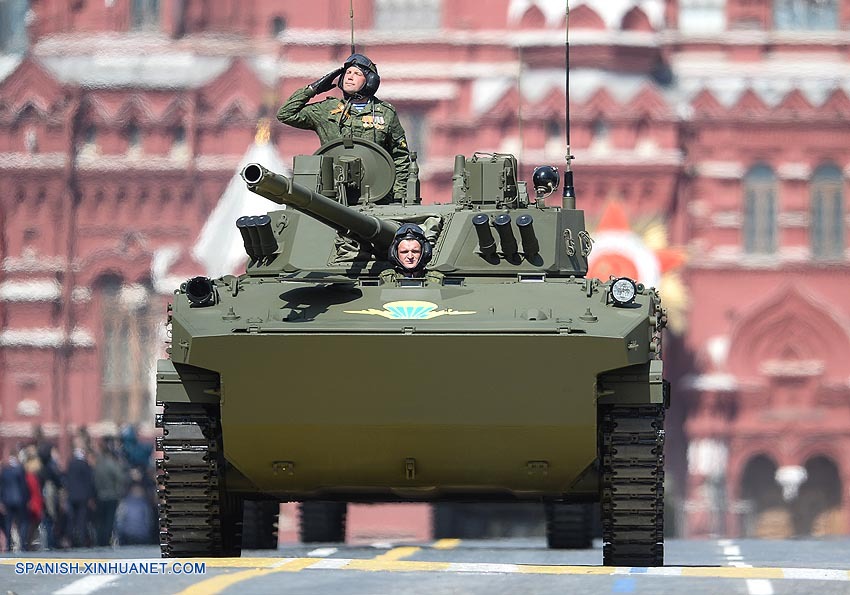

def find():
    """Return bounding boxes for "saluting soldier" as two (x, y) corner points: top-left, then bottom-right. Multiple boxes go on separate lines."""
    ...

(277, 53), (410, 201)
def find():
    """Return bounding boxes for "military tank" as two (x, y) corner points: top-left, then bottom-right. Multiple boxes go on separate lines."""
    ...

(155, 134), (669, 566)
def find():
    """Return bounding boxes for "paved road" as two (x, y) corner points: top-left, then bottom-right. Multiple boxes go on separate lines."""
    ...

(3, 538), (850, 595)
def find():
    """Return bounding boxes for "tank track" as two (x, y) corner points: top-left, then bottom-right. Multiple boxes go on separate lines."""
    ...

(157, 402), (243, 557)
(600, 405), (665, 567)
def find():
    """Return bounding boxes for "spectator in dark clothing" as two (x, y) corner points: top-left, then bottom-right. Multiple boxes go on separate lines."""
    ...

(65, 448), (96, 547)
(115, 482), (154, 545)
(0, 450), (30, 552)
(120, 425), (152, 471)
(93, 440), (126, 547)
(37, 445), (63, 550)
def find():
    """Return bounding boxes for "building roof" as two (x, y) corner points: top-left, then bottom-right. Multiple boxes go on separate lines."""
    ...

(673, 55), (850, 108)
(40, 54), (232, 90)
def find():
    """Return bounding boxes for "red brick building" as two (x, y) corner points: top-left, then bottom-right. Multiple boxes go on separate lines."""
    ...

(1, 0), (848, 538)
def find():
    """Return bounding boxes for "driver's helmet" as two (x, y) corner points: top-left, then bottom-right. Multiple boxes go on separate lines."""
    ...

(388, 223), (432, 273)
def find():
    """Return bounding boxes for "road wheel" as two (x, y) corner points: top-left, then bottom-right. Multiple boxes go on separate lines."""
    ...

(242, 500), (279, 550)
(545, 503), (593, 549)
(298, 502), (347, 543)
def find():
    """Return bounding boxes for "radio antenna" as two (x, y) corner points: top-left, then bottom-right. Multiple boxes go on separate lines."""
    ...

(562, 2), (576, 209)
(517, 45), (524, 164)
(349, 0), (356, 54)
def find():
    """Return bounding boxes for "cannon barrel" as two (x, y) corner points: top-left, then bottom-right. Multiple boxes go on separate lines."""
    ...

(241, 163), (400, 249)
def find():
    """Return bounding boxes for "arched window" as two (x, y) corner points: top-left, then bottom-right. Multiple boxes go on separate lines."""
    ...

(678, 0), (725, 33)
(125, 123), (142, 155)
(540, 119), (561, 160)
(740, 455), (786, 538)
(0, 0), (27, 53)
(270, 16), (286, 37)
(635, 118), (655, 154)
(170, 125), (187, 158)
(399, 109), (428, 164)
(797, 456), (842, 536)
(810, 163), (844, 259)
(131, 0), (160, 31)
(79, 124), (98, 158)
(590, 118), (609, 150)
(374, 0), (440, 30)
(97, 276), (161, 425)
(743, 164), (777, 254)
(774, 0), (838, 30)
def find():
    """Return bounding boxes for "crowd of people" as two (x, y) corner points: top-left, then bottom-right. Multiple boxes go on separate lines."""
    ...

(0, 425), (157, 552)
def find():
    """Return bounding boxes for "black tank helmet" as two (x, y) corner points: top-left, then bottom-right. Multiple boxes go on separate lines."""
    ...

(337, 53), (381, 98)
(388, 223), (432, 274)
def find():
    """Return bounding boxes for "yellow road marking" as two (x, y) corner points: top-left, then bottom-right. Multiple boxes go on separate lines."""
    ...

(346, 559), (452, 573)
(173, 558), (321, 595)
(432, 539), (461, 550)
(371, 546), (420, 562)
(682, 567), (785, 579)
(200, 558), (282, 568)
(518, 565), (616, 575)
(174, 568), (275, 595)
(274, 558), (326, 572)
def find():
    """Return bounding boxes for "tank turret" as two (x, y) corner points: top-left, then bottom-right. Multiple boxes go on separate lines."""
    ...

(241, 162), (400, 251)
(232, 139), (591, 279)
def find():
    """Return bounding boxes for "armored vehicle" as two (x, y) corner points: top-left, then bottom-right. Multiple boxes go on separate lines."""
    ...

(156, 135), (669, 566)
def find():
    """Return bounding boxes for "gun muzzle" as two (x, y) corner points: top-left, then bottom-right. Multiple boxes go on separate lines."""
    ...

(494, 213), (518, 259)
(236, 216), (258, 260)
(472, 214), (497, 258)
(516, 214), (539, 258)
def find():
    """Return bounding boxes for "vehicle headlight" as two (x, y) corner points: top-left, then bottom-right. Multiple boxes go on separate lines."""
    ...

(610, 277), (637, 306)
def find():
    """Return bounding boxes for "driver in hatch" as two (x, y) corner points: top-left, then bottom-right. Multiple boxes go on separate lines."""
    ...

(388, 224), (432, 277)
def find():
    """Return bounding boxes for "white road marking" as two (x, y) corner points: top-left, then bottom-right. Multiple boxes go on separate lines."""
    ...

(370, 541), (394, 549)
(447, 562), (520, 574)
(310, 558), (352, 569)
(720, 540), (774, 595)
(53, 575), (119, 595)
(307, 547), (338, 557)
(783, 568), (850, 581)
(645, 567), (685, 576)
(746, 579), (775, 595)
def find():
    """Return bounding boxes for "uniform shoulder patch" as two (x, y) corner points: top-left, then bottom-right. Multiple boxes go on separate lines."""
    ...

(376, 99), (397, 115)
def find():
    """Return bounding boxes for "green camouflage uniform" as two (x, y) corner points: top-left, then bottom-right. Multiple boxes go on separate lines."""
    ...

(277, 86), (410, 199)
